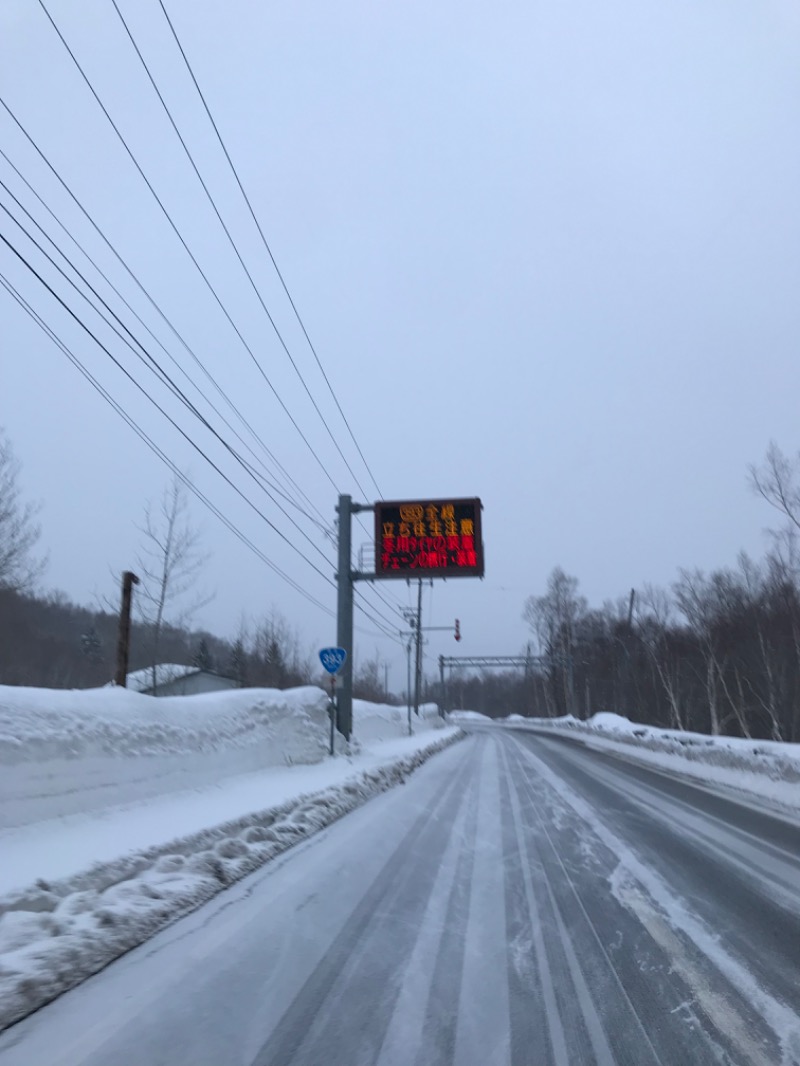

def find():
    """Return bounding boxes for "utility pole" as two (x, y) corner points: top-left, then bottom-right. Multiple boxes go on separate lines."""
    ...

(406, 636), (413, 735)
(115, 570), (139, 687)
(413, 578), (423, 716)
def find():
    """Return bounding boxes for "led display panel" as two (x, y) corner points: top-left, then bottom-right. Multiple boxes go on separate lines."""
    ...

(374, 498), (484, 579)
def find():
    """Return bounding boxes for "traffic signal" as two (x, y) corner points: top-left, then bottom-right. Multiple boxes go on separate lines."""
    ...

(454, 619), (461, 642)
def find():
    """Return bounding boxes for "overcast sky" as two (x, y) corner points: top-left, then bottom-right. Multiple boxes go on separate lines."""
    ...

(2, 0), (800, 686)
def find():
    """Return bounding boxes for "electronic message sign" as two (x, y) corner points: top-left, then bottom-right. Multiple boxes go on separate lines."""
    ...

(375, 498), (484, 579)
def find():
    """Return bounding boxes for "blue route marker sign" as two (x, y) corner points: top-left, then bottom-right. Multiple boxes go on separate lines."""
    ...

(319, 647), (347, 675)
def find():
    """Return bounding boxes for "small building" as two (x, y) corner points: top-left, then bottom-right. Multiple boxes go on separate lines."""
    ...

(125, 663), (238, 697)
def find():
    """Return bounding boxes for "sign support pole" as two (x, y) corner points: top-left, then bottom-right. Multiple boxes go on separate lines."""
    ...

(336, 494), (354, 741)
(329, 675), (337, 756)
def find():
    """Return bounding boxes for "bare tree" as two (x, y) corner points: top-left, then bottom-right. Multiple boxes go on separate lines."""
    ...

(750, 442), (800, 532)
(523, 567), (587, 717)
(750, 444), (800, 739)
(353, 649), (387, 703)
(135, 475), (212, 689)
(636, 585), (686, 730)
(0, 428), (45, 592)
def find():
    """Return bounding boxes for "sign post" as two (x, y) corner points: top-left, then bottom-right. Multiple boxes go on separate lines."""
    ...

(329, 675), (336, 756)
(319, 647), (347, 755)
(335, 495), (483, 739)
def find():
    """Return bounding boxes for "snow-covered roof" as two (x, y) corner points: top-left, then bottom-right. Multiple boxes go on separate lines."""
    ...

(125, 663), (199, 693)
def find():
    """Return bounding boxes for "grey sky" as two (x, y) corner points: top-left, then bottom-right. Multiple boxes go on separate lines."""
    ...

(2, 0), (799, 683)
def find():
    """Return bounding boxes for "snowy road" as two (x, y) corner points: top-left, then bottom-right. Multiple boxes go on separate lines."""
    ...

(2, 727), (800, 1066)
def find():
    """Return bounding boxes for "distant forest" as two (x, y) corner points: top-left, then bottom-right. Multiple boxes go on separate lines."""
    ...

(0, 585), (316, 693)
(449, 443), (800, 742)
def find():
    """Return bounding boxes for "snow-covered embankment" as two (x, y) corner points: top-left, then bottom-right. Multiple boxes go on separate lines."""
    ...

(499, 711), (800, 819)
(0, 684), (460, 1030)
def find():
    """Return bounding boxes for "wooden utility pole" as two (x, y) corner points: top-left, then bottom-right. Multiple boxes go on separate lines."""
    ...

(115, 571), (139, 687)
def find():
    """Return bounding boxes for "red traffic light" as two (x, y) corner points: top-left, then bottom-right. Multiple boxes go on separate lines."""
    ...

(454, 619), (461, 642)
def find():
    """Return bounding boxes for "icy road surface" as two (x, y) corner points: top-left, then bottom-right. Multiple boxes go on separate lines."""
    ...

(2, 727), (799, 1066)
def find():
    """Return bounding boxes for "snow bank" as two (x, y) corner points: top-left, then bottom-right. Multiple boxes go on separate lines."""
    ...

(0, 684), (331, 762)
(448, 710), (493, 723)
(0, 682), (455, 1030)
(0, 729), (462, 1032)
(500, 713), (800, 818)
(0, 686), (443, 830)
(353, 699), (441, 742)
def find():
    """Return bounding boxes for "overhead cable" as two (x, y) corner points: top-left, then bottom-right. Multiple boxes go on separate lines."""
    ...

(0, 269), (335, 616)
(0, 95), (327, 527)
(36, 0), (343, 496)
(156, 0), (383, 498)
(0, 223), (338, 589)
(0, 190), (335, 569)
(110, 0), (372, 500)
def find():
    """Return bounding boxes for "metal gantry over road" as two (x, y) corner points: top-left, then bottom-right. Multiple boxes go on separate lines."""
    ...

(438, 652), (545, 713)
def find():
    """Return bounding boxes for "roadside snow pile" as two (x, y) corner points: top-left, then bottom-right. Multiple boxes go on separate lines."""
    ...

(503, 713), (800, 817)
(0, 684), (331, 761)
(448, 710), (491, 722)
(0, 730), (462, 1032)
(353, 700), (441, 741)
(1, 686), (445, 830)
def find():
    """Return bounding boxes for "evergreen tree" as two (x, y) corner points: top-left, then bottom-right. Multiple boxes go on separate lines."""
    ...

(193, 637), (213, 672)
(80, 625), (103, 663)
(228, 638), (247, 687)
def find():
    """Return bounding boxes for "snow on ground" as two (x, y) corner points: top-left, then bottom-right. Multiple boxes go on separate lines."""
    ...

(448, 710), (492, 723)
(124, 663), (199, 693)
(0, 683), (460, 1031)
(1, 686), (442, 830)
(500, 712), (800, 819)
(353, 699), (441, 741)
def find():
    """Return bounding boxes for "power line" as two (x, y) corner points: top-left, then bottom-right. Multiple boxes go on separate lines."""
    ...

(0, 95), (327, 528)
(353, 587), (404, 634)
(156, 0), (383, 499)
(36, 0), (343, 497)
(3, 263), (399, 644)
(0, 268), (335, 617)
(0, 144), (326, 533)
(6, 6), (403, 645)
(1, 190), (405, 644)
(109, 0), (372, 501)
(0, 188), (335, 570)
(0, 222), (338, 589)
